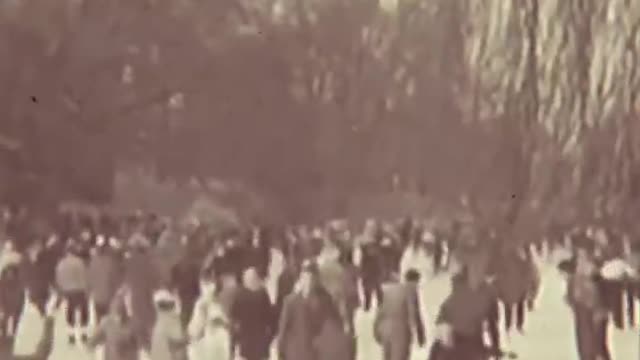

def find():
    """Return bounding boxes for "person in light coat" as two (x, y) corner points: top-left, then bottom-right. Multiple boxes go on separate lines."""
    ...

(150, 289), (189, 360)
(55, 243), (89, 345)
(188, 275), (233, 360)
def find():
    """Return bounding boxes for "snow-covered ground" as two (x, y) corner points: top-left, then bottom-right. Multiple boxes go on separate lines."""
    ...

(5, 251), (639, 360)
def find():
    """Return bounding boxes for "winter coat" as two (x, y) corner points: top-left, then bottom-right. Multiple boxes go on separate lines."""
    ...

(277, 292), (321, 360)
(21, 258), (49, 305)
(566, 274), (606, 315)
(317, 258), (358, 326)
(55, 253), (88, 293)
(188, 296), (232, 360)
(275, 266), (297, 321)
(88, 252), (121, 306)
(89, 315), (138, 360)
(374, 282), (425, 356)
(495, 252), (530, 305)
(154, 237), (185, 288)
(231, 286), (275, 360)
(0, 264), (24, 316)
(437, 278), (494, 338)
(124, 250), (161, 341)
(313, 287), (355, 360)
(150, 311), (189, 360)
(360, 243), (383, 282)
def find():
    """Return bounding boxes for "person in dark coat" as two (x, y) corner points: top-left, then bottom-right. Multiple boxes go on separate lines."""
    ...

(277, 262), (321, 360)
(379, 235), (401, 281)
(20, 242), (52, 317)
(0, 264), (24, 340)
(433, 234), (444, 274)
(494, 247), (530, 333)
(224, 237), (246, 283)
(88, 239), (122, 323)
(360, 239), (384, 312)
(593, 230), (626, 330)
(275, 262), (299, 324)
(374, 270), (425, 360)
(123, 236), (161, 350)
(172, 249), (201, 328)
(314, 285), (356, 360)
(562, 244), (612, 360)
(244, 227), (271, 279)
(231, 267), (275, 360)
(427, 269), (494, 360)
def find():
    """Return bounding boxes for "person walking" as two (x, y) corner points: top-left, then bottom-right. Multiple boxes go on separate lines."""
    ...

(277, 262), (322, 360)
(88, 299), (138, 360)
(188, 275), (233, 360)
(373, 270), (425, 360)
(565, 245), (611, 360)
(150, 289), (189, 360)
(360, 236), (384, 312)
(427, 269), (494, 360)
(124, 234), (161, 350)
(231, 267), (274, 360)
(55, 242), (90, 345)
(88, 238), (122, 324)
(0, 263), (24, 341)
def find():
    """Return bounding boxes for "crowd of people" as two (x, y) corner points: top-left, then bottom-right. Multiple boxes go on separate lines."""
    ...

(0, 206), (637, 360)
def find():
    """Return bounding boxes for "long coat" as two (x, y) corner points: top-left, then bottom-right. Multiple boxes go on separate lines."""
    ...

(150, 311), (189, 360)
(374, 282), (425, 360)
(0, 264), (24, 318)
(495, 252), (530, 305)
(317, 258), (359, 329)
(188, 296), (232, 360)
(124, 250), (161, 346)
(314, 288), (355, 360)
(275, 266), (297, 322)
(277, 292), (320, 360)
(231, 286), (274, 360)
(566, 274), (609, 360)
(88, 252), (122, 307)
(89, 315), (138, 360)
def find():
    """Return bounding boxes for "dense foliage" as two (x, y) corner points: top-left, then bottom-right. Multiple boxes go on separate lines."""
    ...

(1, 0), (639, 225)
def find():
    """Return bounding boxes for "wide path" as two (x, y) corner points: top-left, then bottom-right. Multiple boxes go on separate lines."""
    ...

(2, 250), (638, 360)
